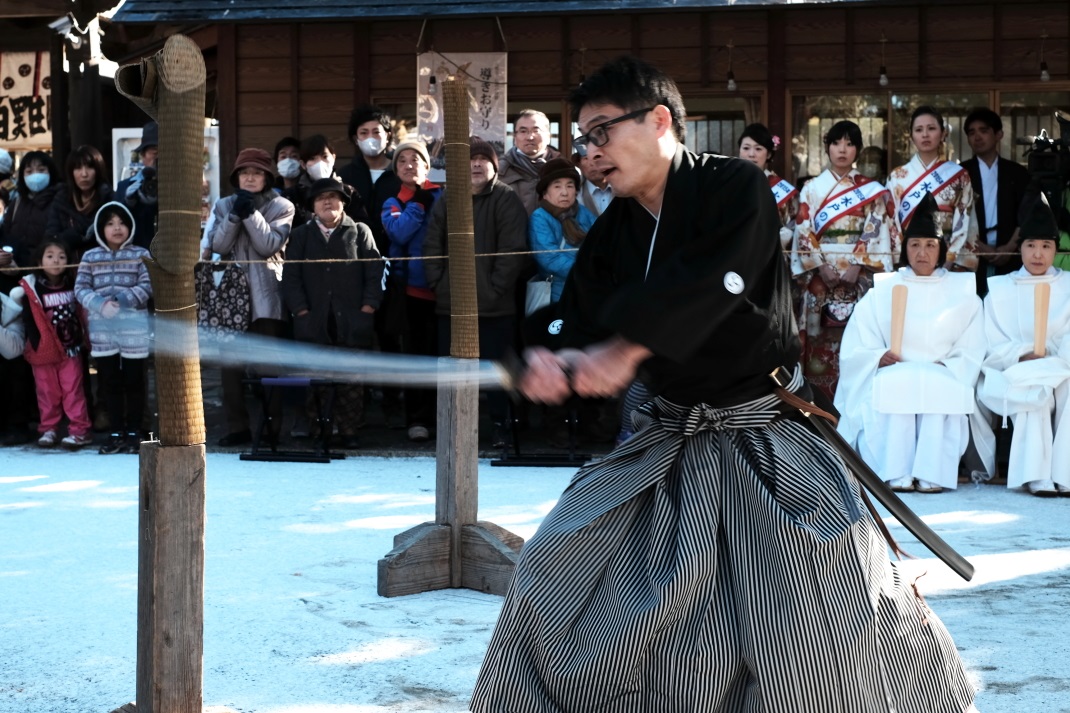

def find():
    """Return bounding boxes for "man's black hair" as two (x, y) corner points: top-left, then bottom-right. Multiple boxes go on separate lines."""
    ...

(568, 56), (687, 144)
(346, 104), (392, 144)
(274, 136), (301, 160)
(964, 107), (1002, 135)
(824, 120), (863, 152)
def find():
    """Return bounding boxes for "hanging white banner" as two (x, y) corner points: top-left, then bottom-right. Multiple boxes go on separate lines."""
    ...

(0, 51), (52, 149)
(416, 51), (507, 182)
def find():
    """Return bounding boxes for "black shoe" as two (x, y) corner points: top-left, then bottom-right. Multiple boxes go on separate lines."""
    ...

(122, 431), (142, 454)
(217, 430), (252, 447)
(99, 433), (127, 455)
(491, 422), (510, 449)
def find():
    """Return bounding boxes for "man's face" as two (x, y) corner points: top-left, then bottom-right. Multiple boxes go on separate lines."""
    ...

(514, 116), (548, 157)
(576, 102), (660, 201)
(355, 120), (389, 153)
(471, 155), (496, 192)
(578, 154), (605, 184)
(966, 121), (1002, 158)
(395, 149), (428, 188)
(141, 146), (158, 168)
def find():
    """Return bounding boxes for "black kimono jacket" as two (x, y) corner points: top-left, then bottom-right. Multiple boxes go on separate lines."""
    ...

(557, 145), (801, 407)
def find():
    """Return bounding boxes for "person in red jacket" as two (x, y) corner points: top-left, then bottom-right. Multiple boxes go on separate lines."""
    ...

(10, 239), (91, 449)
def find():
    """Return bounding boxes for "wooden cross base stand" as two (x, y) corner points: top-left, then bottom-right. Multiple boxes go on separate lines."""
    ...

(377, 521), (522, 597)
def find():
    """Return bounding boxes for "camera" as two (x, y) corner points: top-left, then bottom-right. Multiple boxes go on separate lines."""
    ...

(1017, 111), (1070, 230)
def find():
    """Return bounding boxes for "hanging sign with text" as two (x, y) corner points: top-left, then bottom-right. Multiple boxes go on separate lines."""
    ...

(0, 51), (51, 149)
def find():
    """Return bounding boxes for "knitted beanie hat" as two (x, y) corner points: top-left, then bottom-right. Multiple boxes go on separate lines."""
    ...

(392, 140), (431, 175)
(469, 136), (499, 173)
(536, 157), (581, 198)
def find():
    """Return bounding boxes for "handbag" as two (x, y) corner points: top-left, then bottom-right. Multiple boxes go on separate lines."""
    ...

(195, 256), (251, 341)
(525, 274), (553, 316)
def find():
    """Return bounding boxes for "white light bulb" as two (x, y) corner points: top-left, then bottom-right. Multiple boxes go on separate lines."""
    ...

(878, 66), (888, 87)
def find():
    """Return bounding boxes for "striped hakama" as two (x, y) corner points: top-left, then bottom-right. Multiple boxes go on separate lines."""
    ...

(471, 373), (974, 712)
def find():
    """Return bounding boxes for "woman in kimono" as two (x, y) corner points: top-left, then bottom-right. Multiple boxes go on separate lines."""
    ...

(737, 123), (797, 251)
(886, 106), (979, 272)
(835, 192), (985, 493)
(791, 120), (900, 399)
(979, 191), (1070, 496)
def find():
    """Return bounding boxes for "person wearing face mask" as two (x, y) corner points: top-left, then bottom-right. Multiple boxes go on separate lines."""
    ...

(886, 106), (979, 274)
(299, 134), (370, 228)
(46, 145), (114, 260)
(273, 136), (311, 228)
(0, 150), (62, 446)
(338, 104), (402, 256)
(1, 151), (62, 277)
(790, 120), (900, 400)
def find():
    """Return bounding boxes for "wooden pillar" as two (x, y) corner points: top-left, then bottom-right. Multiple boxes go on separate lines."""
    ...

(377, 75), (521, 599)
(136, 444), (206, 713)
(216, 25), (238, 187)
(114, 34), (208, 713)
(49, 33), (70, 169)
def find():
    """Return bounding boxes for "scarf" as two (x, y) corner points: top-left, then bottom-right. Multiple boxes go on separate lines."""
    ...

(505, 146), (547, 179)
(538, 199), (587, 247)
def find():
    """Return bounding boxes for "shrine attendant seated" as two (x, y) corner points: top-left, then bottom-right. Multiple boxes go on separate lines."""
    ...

(835, 192), (985, 493)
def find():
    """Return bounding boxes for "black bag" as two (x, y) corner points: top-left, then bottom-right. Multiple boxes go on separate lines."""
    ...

(195, 258), (251, 341)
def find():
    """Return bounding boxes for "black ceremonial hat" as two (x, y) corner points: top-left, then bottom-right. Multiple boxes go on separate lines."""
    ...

(904, 192), (944, 241)
(1018, 190), (1059, 242)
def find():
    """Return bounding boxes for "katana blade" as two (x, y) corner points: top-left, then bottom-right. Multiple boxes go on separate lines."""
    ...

(152, 321), (517, 391)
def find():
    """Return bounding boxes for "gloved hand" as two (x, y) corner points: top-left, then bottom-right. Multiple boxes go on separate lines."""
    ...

(124, 170), (144, 199)
(231, 189), (254, 219)
(411, 187), (435, 212)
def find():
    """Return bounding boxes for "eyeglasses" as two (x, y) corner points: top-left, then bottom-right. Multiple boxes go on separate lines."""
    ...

(574, 107), (656, 150)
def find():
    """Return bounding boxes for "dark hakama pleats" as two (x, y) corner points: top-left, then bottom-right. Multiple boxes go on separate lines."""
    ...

(471, 373), (973, 713)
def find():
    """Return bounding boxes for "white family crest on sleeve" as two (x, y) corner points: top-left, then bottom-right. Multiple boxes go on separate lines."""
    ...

(548, 319), (564, 335)
(723, 271), (744, 294)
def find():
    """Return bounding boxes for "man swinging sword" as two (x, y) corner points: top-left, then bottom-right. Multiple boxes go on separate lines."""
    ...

(469, 57), (979, 713)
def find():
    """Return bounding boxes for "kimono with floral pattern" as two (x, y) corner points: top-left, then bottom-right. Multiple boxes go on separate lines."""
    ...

(790, 167), (900, 399)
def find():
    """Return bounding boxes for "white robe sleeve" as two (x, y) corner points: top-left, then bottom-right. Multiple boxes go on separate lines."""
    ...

(834, 289), (886, 448)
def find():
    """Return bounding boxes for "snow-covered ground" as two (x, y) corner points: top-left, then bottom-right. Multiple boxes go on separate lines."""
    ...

(2, 448), (1069, 713)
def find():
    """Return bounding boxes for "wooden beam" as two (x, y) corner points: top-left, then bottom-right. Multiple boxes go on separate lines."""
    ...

(992, 2), (1002, 82)
(918, 5), (927, 84)
(289, 25), (299, 137)
(631, 14), (641, 57)
(353, 20), (371, 108)
(561, 15), (572, 90)
(216, 24), (237, 192)
(700, 12), (710, 89)
(845, 8), (855, 85)
(50, 33), (69, 168)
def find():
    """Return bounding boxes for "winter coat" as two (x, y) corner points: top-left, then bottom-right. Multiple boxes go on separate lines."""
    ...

(74, 202), (153, 358)
(338, 153), (402, 254)
(13, 273), (86, 366)
(208, 190), (295, 322)
(46, 183), (114, 258)
(0, 182), (62, 270)
(281, 215), (384, 348)
(0, 291), (26, 360)
(424, 177), (529, 318)
(380, 182), (444, 291)
(497, 146), (562, 215)
(529, 204), (597, 302)
(116, 173), (158, 249)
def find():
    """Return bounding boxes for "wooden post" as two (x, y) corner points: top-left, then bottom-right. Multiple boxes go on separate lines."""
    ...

(114, 34), (208, 713)
(377, 75), (522, 598)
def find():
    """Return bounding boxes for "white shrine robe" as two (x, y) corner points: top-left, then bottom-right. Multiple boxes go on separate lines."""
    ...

(979, 267), (1070, 488)
(836, 268), (985, 488)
